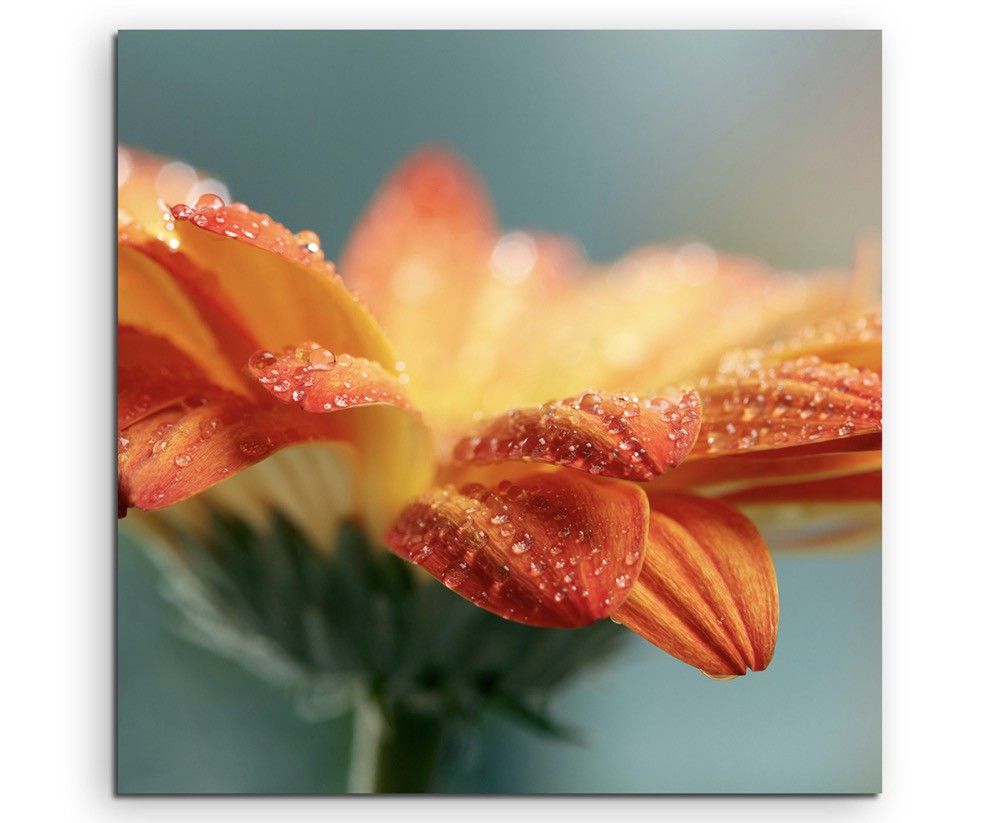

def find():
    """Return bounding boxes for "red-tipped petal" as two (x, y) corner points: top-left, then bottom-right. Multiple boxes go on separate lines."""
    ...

(247, 342), (411, 413)
(385, 469), (649, 627)
(693, 357), (882, 457)
(453, 390), (701, 481)
(613, 493), (778, 678)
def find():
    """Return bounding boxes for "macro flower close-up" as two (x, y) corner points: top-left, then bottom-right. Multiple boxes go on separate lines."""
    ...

(114, 30), (883, 796)
(118, 143), (881, 788)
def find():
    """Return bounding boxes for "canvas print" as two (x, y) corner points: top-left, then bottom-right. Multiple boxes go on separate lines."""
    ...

(116, 30), (882, 794)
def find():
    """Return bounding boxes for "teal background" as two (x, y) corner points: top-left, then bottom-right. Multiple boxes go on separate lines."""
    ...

(117, 30), (881, 793)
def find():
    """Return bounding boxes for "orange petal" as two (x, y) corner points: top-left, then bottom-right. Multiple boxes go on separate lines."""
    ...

(341, 147), (496, 319)
(118, 242), (253, 397)
(168, 199), (399, 371)
(719, 311), (882, 374)
(119, 397), (348, 511)
(650, 448), (882, 497)
(339, 148), (499, 424)
(246, 342), (411, 413)
(693, 357), (882, 457)
(118, 329), (433, 536)
(613, 494), (778, 678)
(385, 469), (649, 627)
(719, 469), (881, 505)
(118, 326), (226, 429)
(453, 389), (701, 481)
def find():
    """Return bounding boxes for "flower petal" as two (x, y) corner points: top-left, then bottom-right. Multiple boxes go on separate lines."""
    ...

(453, 389), (701, 481)
(613, 493), (778, 678)
(651, 448), (882, 498)
(341, 147), (496, 320)
(118, 326), (225, 428)
(118, 242), (252, 397)
(719, 311), (882, 374)
(719, 469), (881, 505)
(385, 469), (649, 627)
(168, 199), (399, 371)
(118, 328), (433, 536)
(692, 357), (882, 457)
(247, 342), (411, 413)
(340, 148), (498, 425)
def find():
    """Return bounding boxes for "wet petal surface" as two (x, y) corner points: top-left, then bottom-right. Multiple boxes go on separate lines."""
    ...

(693, 357), (882, 457)
(453, 390), (701, 481)
(385, 469), (649, 627)
(247, 342), (412, 413)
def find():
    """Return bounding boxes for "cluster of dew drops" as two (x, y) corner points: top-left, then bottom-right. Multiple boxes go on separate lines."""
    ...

(250, 343), (404, 410)
(698, 355), (882, 452)
(394, 479), (640, 619)
(455, 389), (698, 479)
(169, 194), (336, 277)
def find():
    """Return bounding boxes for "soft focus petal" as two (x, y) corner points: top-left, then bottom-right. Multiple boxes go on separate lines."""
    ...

(385, 468), (649, 628)
(718, 311), (882, 374)
(340, 148), (497, 423)
(613, 493), (778, 678)
(118, 146), (230, 239)
(453, 389), (700, 481)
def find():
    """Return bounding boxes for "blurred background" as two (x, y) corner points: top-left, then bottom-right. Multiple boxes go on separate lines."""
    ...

(117, 30), (880, 793)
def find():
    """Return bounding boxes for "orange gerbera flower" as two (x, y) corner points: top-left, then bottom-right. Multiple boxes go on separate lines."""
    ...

(117, 146), (881, 680)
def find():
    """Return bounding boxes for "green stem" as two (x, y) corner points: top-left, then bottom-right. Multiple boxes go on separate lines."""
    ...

(347, 693), (447, 794)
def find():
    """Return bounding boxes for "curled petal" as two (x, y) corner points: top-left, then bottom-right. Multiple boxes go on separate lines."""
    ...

(693, 357), (882, 457)
(454, 390), (701, 481)
(247, 342), (411, 412)
(385, 469), (649, 627)
(170, 199), (336, 277)
(613, 494), (778, 678)
(168, 200), (399, 371)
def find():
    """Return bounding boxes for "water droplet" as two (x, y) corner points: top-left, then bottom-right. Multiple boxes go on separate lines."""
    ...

(238, 433), (272, 458)
(250, 351), (277, 371)
(195, 193), (224, 211)
(174, 453), (191, 467)
(308, 348), (336, 370)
